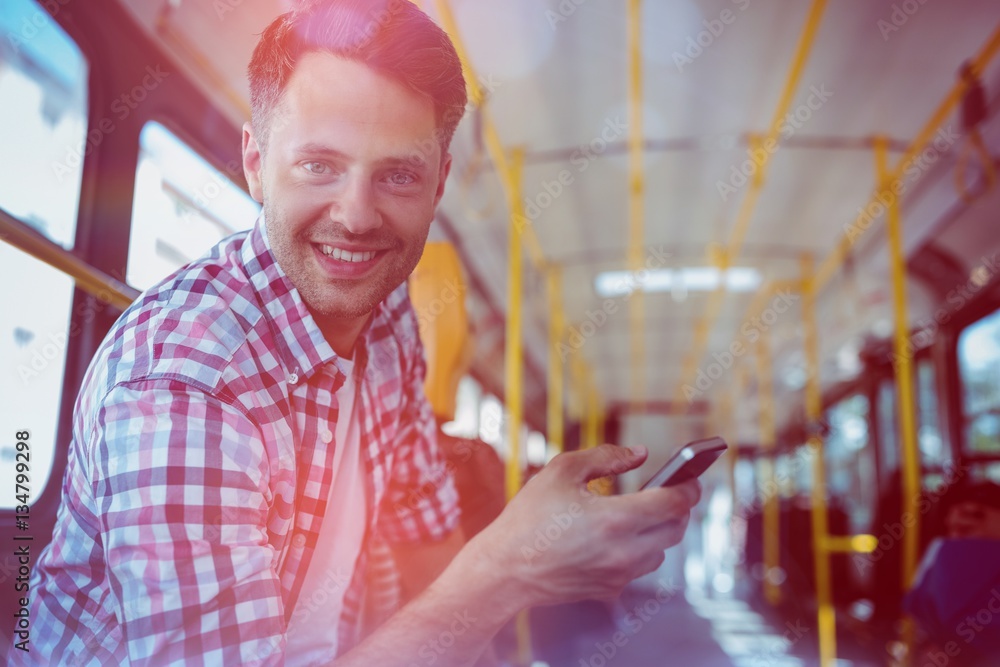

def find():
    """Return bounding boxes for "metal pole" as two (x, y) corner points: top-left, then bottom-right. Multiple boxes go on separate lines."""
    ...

(547, 266), (566, 454)
(802, 254), (836, 666)
(627, 0), (646, 403)
(756, 335), (782, 606)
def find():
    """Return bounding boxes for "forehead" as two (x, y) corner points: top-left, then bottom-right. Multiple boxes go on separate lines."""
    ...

(271, 51), (439, 162)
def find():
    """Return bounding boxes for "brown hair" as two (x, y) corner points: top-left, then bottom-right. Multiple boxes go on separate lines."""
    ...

(248, 0), (467, 153)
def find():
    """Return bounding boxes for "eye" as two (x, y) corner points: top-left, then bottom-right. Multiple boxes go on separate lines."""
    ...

(386, 171), (417, 186)
(303, 161), (329, 175)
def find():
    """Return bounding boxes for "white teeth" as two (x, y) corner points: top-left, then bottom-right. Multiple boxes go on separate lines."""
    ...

(320, 245), (376, 262)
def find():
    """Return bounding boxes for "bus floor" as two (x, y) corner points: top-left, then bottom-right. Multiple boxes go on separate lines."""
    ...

(527, 581), (885, 667)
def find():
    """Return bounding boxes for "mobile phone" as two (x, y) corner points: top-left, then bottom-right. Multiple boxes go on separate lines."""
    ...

(640, 437), (729, 489)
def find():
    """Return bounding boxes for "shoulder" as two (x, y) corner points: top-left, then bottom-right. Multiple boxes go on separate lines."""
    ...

(87, 233), (265, 398)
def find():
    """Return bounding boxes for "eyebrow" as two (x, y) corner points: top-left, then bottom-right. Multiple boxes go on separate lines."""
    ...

(292, 142), (431, 170)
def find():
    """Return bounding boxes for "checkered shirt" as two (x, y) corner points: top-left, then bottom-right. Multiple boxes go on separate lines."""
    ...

(13, 217), (459, 665)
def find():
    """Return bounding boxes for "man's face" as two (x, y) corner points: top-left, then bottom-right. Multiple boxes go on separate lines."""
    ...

(242, 52), (451, 324)
(945, 501), (1000, 540)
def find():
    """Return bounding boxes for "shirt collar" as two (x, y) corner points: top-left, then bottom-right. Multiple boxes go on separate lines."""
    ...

(239, 215), (339, 385)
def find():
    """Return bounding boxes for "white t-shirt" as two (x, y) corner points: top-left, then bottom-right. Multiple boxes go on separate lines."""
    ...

(285, 356), (368, 665)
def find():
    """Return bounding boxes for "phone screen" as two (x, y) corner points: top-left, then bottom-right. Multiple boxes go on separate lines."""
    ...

(640, 437), (728, 489)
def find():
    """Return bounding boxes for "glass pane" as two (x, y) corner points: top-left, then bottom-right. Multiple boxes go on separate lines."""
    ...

(127, 122), (261, 290)
(0, 0), (88, 248)
(917, 360), (950, 470)
(879, 380), (899, 484)
(825, 394), (875, 533)
(958, 308), (1000, 454)
(478, 394), (503, 449)
(441, 375), (482, 439)
(0, 243), (74, 508)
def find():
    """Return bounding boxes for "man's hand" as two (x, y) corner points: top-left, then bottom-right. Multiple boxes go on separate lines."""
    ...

(459, 444), (700, 609)
(336, 444), (699, 666)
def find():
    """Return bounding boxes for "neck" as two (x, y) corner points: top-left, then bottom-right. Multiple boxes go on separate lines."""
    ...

(314, 311), (371, 359)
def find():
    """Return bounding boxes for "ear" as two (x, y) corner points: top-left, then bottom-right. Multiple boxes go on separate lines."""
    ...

(432, 152), (452, 209)
(242, 122), (265, 203)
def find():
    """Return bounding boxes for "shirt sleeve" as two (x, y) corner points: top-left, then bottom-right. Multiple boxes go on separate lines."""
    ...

(378, 329), (461, 545)
(90, 378), (285, 666)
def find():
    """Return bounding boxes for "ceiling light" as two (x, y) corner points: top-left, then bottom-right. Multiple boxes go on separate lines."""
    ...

(594, 267), (762, 297)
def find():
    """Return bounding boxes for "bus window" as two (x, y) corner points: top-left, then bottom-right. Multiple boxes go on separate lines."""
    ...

(441, 376), (483, 440)
(825, 394), (875, 534)
(958, 307), (1000, 454)
(127, 121), (260, 290)
(916, 358), (951, 489)
(0, 244), (74, 508)
(0, 0), (88, 248)
(879, 363), (951, 490)
(878, 380), (899, 485)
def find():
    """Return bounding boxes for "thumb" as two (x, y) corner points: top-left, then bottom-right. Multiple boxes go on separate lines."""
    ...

(560, 444), (648, 483)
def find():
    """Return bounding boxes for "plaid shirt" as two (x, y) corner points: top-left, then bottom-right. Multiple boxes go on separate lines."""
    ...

(15, 217), (459, 666)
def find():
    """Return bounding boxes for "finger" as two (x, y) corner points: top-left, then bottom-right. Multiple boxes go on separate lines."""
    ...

(553, 444), (648, 483)
(638, 513), (691, 547)
(606, 481), (701, 529)
(633, 518), (690, 561)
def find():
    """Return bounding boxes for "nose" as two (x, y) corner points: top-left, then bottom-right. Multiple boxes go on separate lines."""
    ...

(330, 175), (381, 235)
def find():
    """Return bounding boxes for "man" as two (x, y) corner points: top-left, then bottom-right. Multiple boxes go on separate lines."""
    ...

(16, 1), (699, 665)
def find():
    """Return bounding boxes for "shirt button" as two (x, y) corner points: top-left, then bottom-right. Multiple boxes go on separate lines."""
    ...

(287, 372), (299, 385)
(321, 430), (333, 444)
(292, 533), (306, 548)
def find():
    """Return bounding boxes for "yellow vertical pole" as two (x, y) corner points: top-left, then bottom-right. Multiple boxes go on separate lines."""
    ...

(802, 254), (836, 666)
(547, 266), (566, 454)
(721, 388), (738, 532)
(585, 372), (599, 450)
(875, 138), (922, 590)
(627, 0), (646, 403)
(734, 362), (750, 501)
(876, 138), (922, 663)
(756, 334), (782, 606)
(597, 401), (606, 449)
(504, 146), (526, 502)
(502, 147), (531, 666)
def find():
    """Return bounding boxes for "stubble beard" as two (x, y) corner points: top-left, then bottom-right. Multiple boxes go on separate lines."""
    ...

(263, 201), (427, 321)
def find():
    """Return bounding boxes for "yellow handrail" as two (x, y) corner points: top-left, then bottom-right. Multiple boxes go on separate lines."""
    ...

(674, 0), (828, 405)
(1, 208), (138, 310)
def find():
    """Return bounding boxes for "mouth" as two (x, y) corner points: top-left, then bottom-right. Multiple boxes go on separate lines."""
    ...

(316, 244), (381, 263)
(311, 242), (386, 278)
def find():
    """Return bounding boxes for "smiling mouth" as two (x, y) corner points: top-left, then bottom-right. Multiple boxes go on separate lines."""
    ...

(316, 244), (381, 263)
